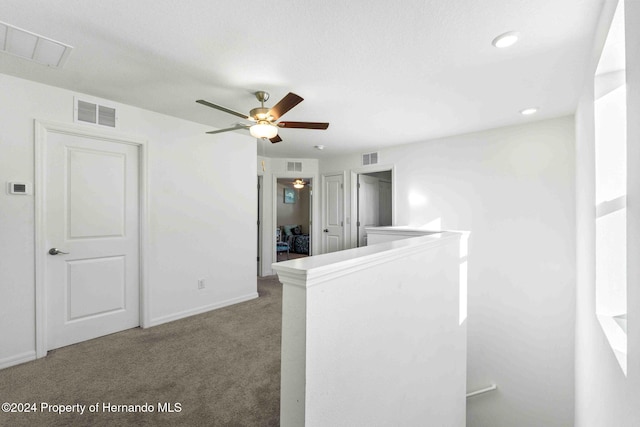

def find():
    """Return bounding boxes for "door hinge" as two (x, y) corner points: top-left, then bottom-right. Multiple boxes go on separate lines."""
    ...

(357, 183), (361, 189)
(357, 221), (361, 227)
(341, 221), (344, 227)
(257, 256), (260, 262)
(341, 183), (344, 189)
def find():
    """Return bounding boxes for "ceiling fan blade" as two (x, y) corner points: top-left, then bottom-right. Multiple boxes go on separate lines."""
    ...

(205, 124), (249, 134)
(268, 92), (303, 120)
(278, 121), (330, 130)
(270, 135), (283, 143)
(196, 99), (249, 120)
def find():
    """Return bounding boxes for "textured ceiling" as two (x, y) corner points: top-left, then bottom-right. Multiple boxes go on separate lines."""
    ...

(0, 0), (604, 158)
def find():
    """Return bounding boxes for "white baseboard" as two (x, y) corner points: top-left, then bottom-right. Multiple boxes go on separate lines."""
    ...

(0, 351), (37, 370)
(148, 292), (259, 327)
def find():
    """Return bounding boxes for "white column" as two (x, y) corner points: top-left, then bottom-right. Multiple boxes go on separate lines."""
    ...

(274, 231), (467, 427)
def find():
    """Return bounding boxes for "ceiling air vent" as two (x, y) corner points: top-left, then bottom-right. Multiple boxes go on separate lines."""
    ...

(0, 20), (73, 68)
(287, 161), (302, 172)
(74, 97), (118, 128)
(362, 152), (379, 166)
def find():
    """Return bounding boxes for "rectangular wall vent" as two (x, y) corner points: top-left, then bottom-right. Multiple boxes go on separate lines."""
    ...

(287, 161), (303, 172)
(98, 105), (116, 127)
(362, 152), (379, 166)
(74, 97), (118, 128)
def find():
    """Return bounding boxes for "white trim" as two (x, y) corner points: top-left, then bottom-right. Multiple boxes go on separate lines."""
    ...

(34, 121), (47, 358)
(0, 351), (37, 370)
(257, 175), (263, 276)
(466, 384), (497, 398)
(34, 119), (149, 358)
(273, 231), (462, 288)
(365, 226), (442, 238)
(148, 293), (259, 327)
(138, 136), (151, 328)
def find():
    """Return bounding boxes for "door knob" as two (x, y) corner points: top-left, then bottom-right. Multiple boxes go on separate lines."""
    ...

(49, 248), (69, 255)
(323, 229), (329, 233)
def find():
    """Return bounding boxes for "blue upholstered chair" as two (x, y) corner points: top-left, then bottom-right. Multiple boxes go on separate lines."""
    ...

(276, 228), (289, 260)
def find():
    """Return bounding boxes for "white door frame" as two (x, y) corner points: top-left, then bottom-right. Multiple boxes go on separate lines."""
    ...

(321, 171), (347, 253)
(34, 120), (149, 358)
(350, 164), (396, 248)
(272, 174), (315, 263)
(257, 175), (263, 276)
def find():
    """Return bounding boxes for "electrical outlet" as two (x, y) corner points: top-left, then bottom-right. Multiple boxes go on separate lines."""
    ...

(198, 278), (205, 289)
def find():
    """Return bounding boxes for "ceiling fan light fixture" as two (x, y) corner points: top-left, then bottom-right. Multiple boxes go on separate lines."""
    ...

(293, 179), (305, 189)
(250, 122), (278, 139)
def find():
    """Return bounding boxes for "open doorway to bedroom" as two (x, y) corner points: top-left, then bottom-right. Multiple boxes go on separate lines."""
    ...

(357, 170), (392, 247)
(276, 178), (312, 262)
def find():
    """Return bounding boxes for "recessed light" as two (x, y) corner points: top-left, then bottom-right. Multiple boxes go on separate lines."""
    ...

(492, 31), (520, 48)
(314, 145), (324, 150)
(520, 107), (538, 116)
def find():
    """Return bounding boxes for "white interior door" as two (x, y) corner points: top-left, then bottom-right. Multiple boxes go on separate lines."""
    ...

(323, 174), (344, 253)
(358, 175), (380, 246)
(46, 131), (140, 350)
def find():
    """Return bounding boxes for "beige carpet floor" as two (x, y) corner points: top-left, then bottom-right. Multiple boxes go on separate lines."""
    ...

(0, 275), (282, 427)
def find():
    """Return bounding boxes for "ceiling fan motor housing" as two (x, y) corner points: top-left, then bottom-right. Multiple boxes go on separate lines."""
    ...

(250, 107), (272, 121)
(254, 91), (270, 103)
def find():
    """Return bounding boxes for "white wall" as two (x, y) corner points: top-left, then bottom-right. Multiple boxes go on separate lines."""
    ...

(0, 73), (257, 368)
(575, 1), (640, 425)
(319, 116), (576, 427)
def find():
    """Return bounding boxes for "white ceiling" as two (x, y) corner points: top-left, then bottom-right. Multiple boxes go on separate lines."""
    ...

(0, 0), (604, 158)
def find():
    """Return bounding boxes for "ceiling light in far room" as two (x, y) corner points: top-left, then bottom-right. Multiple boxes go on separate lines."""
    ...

(250, 122), (278, 139)
(519, 107), (538, 116)
(293, 179), (306, 189)
(492, 31), (520, 48)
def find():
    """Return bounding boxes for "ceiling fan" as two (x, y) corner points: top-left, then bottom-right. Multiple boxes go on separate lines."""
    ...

(196, 91), (329, 143)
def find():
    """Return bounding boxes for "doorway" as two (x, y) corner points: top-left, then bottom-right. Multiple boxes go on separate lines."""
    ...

(357, 170), (392, 247)
(35, 121), (147, 357)
(275, 178), (313, 262)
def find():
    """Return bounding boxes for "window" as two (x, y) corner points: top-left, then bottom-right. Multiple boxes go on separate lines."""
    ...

(594, 0), (627, 375)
